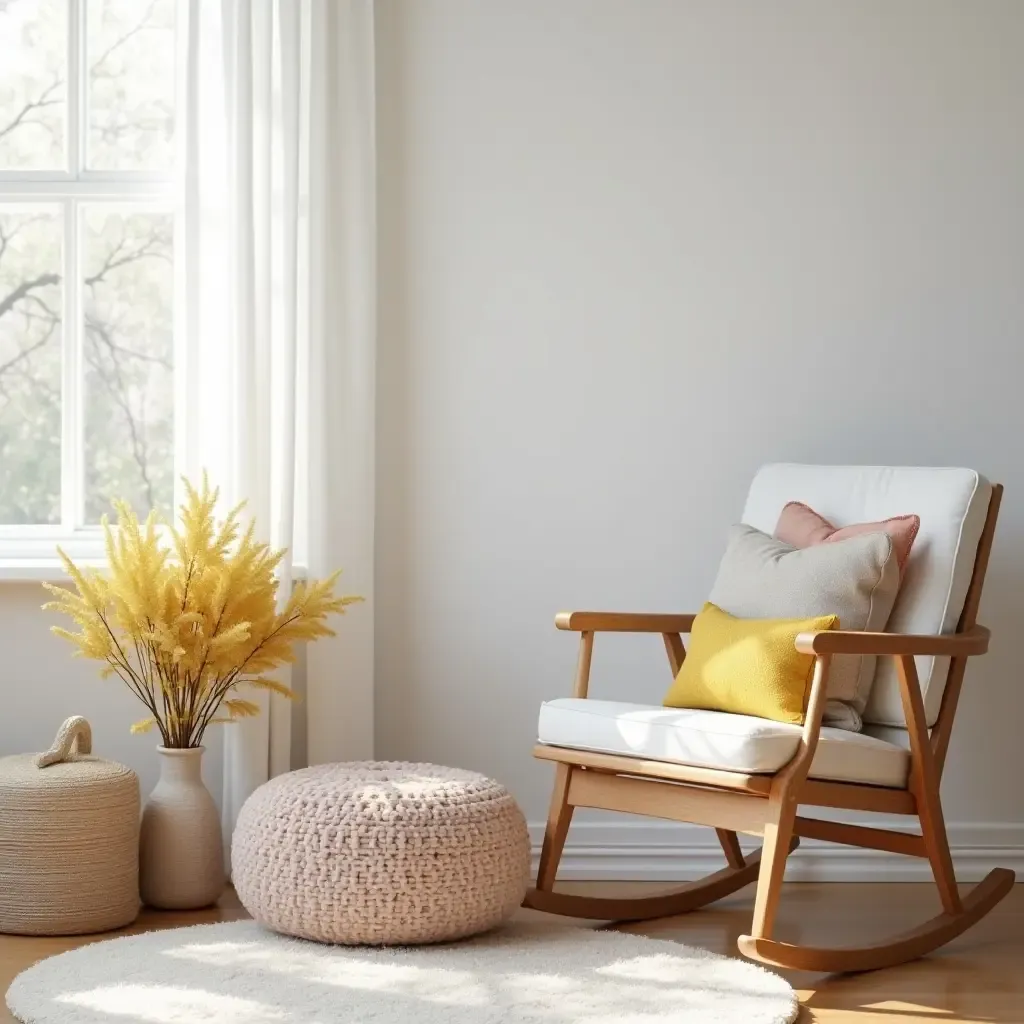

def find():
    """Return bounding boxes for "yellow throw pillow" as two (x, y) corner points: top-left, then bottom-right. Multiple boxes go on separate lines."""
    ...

(662, 602), (839, 725)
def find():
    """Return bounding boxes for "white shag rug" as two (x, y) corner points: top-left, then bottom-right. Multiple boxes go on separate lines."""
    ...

(6, 920), (799, 1024)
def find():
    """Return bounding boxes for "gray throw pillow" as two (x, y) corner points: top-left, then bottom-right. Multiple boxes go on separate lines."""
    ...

(708, 524), (900, 731)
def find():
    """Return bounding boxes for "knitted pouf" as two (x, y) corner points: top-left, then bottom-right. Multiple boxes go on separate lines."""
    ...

(231, 761), (531, 945)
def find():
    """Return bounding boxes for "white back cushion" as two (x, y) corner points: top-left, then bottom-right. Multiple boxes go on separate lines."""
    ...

(741, 465), (991, 728)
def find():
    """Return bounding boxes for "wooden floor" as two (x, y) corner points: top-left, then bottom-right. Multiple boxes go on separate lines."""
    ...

(2, 883), (1022, 1022)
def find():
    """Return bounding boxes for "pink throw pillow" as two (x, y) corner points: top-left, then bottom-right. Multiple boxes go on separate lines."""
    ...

(774, 501), (920, 578)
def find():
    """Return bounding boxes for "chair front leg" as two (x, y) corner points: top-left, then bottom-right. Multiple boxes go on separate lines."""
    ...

(749, 794), (798, 939)
(748, 653), (832, 941)
(535, 764), (575, 892)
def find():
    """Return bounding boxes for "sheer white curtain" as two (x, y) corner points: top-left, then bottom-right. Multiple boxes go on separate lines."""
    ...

(178, 0), (376, 843)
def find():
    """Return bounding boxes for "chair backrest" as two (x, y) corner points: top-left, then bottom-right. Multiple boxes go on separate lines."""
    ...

(741, 464), (993, 730)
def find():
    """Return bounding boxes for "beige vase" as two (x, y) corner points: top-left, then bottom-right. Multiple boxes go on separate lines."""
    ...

(139, 747), (224, 910)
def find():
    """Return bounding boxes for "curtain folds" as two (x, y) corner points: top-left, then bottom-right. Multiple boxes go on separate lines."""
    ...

(178, 0), (376, 849)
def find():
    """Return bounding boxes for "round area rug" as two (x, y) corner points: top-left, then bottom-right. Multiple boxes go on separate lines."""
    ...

(6, 920), (799, 1024)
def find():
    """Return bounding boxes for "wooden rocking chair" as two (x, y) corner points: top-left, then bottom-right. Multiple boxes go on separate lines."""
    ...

(524, 465), (1013, 973)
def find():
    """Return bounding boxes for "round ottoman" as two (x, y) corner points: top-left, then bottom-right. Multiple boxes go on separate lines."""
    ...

(232, 761), (530, 945)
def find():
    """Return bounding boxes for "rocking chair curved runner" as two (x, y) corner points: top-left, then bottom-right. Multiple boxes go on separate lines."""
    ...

(524, 465), (1012, 973)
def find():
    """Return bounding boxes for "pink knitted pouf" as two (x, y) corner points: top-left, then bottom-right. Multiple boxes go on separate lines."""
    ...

(231, 761), (530, 945)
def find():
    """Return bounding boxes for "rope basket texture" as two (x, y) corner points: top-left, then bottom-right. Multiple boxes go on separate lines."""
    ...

(0, 716), (141, 936)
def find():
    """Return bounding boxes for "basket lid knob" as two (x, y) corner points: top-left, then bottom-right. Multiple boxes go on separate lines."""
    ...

(36, 716), (93, 768)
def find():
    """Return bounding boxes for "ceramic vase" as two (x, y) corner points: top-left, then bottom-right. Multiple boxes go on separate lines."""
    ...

(139, 746), (224, 909)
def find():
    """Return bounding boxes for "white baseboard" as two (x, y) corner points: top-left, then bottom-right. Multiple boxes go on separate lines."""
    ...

(529, 820), (1024, 883)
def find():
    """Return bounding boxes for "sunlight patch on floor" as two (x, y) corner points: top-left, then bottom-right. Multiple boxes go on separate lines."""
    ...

(56, 984), (286, 1023)
(165, 940), (492, 1006)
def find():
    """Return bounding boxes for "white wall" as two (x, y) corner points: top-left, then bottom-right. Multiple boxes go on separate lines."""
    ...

(0, 584), (224, 805)
(375, 0), (1024, 877)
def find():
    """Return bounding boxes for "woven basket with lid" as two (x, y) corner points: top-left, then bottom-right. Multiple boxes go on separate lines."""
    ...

(0, 716), (140, 935)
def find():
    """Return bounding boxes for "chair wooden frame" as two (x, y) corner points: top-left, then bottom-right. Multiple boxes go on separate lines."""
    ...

(524, 485), (1013, 973)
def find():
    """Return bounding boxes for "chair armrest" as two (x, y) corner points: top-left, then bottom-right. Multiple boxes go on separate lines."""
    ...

(555, 611), (697, 633)
(775, 651), (834, 787)
(795, 625), (990, 657)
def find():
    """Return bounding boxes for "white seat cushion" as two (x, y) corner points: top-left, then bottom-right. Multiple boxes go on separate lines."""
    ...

(741, 464), (991, 728)
(538, 698), (910, 788)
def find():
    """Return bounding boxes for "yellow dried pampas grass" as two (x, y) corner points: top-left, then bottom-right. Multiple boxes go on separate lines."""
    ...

(43, 475), (361, 748)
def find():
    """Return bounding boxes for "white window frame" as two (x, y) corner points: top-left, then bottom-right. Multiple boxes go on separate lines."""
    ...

(0, 0), (177, 577)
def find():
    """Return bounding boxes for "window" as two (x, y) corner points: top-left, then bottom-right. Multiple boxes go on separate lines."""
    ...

(0, 0), (176, 556)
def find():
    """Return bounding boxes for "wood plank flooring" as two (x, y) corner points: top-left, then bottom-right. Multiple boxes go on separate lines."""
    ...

(2, 883), (1022, 1022)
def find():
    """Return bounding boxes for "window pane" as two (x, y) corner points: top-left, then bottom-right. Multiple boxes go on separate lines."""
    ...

(87, 0), (175, 171)
(0, 206), (62, 524)
(83, 206), (173, 522)
(0, 0), (66, 170)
